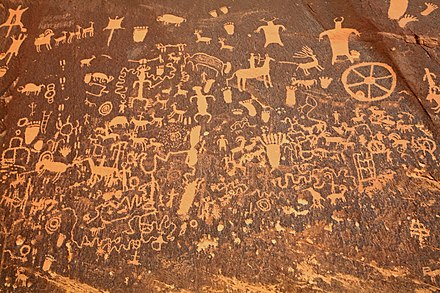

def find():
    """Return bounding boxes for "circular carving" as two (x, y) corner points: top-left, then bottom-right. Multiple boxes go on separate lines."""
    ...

(45, 215), (61, 234)
(256, 198), (271, 212)
(20, 245), (31, 257)
(39, 151), (53, 162)
(98, 101), (113, 116)
(341, 62), (396, 101)
(17, 118), (29, 127)
(190, 219), (198, 228)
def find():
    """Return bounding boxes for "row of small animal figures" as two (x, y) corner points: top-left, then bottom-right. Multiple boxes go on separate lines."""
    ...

(156, 37), (234, 52)
(34, 22), (94, 52)
(33, 14), (185, 53)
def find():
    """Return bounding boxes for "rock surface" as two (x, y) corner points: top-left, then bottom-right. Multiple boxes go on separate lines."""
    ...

(0, 0), (439, 292)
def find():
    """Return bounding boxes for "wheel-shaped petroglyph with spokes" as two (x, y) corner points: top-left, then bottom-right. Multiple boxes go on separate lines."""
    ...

(342, 62), (397, 101)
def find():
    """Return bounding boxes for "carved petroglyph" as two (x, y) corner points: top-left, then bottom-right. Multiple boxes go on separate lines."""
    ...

(342, 62), (397, 101)
(255, 18), (286, 47)
(227, 54), (274, 91)
(319, 17), (360, 65)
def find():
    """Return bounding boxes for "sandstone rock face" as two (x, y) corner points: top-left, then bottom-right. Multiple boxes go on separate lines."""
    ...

(0, 0), (439, 291)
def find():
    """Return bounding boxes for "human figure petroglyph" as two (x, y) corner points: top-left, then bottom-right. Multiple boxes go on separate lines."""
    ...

(248, 53), (258, 68)
(285, 85), (298, 107)
(333, 111), (340, 125)
(131, 65), (151, 100)
(55, 115), (80, 143)
(255, 18), (286, 47)
(216, 135), (228, 153)
(319, 17), (360, 65)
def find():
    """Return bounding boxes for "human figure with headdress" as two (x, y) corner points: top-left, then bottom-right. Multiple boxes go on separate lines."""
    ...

(319, 17), (360, 65)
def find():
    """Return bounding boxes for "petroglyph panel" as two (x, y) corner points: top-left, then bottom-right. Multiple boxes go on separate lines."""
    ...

(0, 0), (439, 291)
